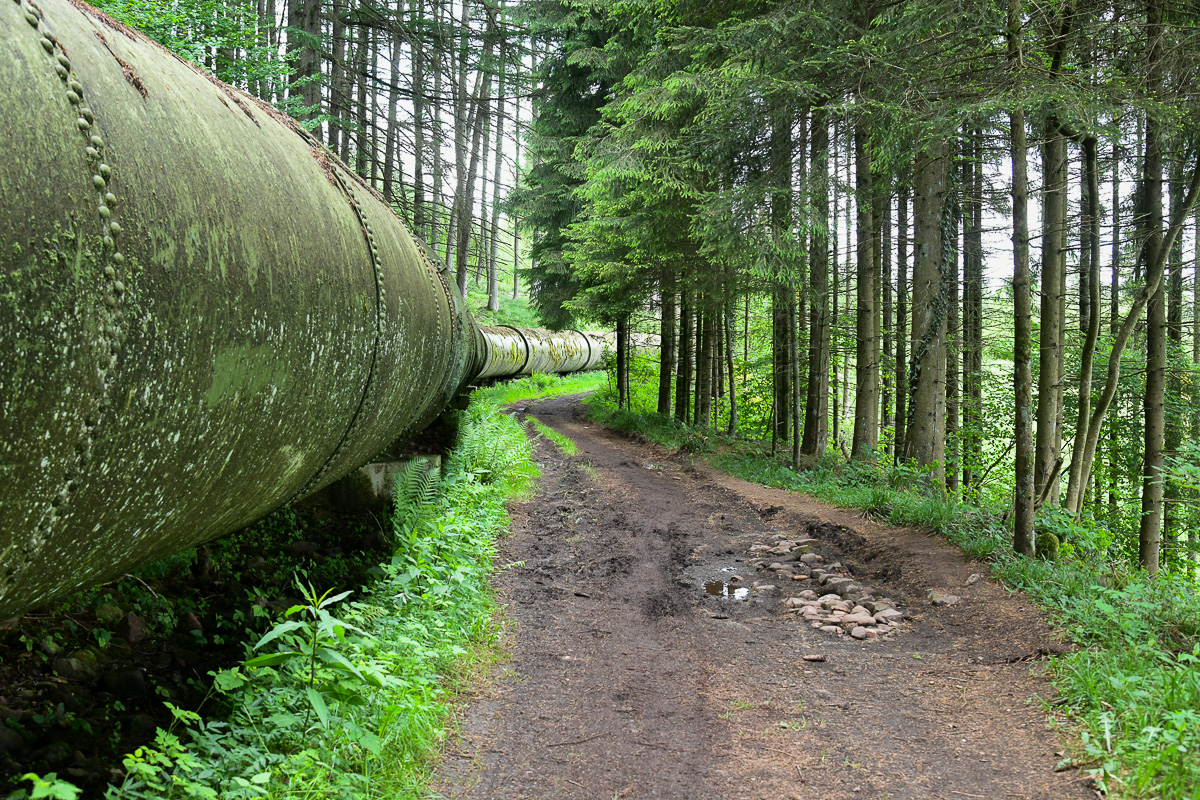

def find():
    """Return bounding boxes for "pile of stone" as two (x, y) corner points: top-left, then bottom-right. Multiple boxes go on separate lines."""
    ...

(748, 536), (904, 640)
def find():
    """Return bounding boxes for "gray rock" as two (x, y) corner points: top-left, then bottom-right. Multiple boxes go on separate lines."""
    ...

(800, 553), (823, 565)
(928, 590), (961, 607)
(849, 626), (869, 639)
(95, 603), (124, 625)
(819, 625), (842, 635)
(52, 657), (95, 682)
(0, 725), (24, 755)
(874, 608), (903, 624)
(842, 612), (875, 627)
(117, 612), (148, 644)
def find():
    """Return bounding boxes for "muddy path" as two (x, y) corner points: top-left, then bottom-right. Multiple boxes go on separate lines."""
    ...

(433, 395), (1096, 800)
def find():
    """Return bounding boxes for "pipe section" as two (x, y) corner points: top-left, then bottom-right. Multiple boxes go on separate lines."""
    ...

(0, 0), (599, 618)
(475, 326), (602, 380)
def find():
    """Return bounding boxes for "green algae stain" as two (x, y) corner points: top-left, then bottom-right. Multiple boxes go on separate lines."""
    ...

(204, 343), (291, 408)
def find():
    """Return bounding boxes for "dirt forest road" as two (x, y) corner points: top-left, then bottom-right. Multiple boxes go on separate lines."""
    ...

(433, 395), (1097, 800)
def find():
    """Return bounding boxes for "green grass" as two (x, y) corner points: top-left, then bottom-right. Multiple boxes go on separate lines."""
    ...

(472, 370), (606, 406)
(526, 416), (578, 455)
(588, 388), (1200, 800)
(463, 291), (542, 329)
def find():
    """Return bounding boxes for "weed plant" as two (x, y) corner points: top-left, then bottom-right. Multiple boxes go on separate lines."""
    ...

(472, 370), (605, 407)
(526, 416), (578, 455)
(590, 390), (1200, 800)
(11, 396), (548, 799)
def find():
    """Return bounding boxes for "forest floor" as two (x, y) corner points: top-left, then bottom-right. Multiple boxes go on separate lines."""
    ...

(433, 394), (1100, 800)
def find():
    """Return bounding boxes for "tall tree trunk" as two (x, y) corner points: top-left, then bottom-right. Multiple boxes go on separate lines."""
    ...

(382, 0), (404, 206)
(728, 292), (740, 436)
(1035, 123), (1068, 508)
(454, 4), (498, 294)
(658, 265), (676, 416)
(945, 166), (961, 495)
(771, 106), (793, 449)
(287, 0), (322, 133)
(1008, 0), (1035, 554)
(895, 188), (909, 460)
(1065, 138), (1103, 513)
(1140, 0), (1165, 575)
(486, 15), (507, 312)
(903, 143), (949, 478)
(802, 111), (831, 457)
(329, 0), (345, 156)
(411, 0), (427, 236)
(616, 315), (629, 409)
(882, 192), (893, 454)
(963, 128), (984, 491)
(852, 122), (879, 459)
(697, 303), (713, 427)
(676, 291), (694, 424)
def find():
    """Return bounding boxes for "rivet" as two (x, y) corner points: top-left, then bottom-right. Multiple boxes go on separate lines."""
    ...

(57, 54), (71, 69)
(76, 118), (90, 131)
(90, 135), (104, 149)
(66, 90), (81, 105)
(98, 163), (111, 178)
(55, 65), (68, 80)
(98, 204), (110, 218)
(104, 294), (116, 307)
(113, 280), (125, 295)
(40, 37), (54, 53)
(85, 146), (99, 159)
(70, 80), (83, 95)
(93, 175), (106, 191)
(111, 252), (125, 265)
(80, 107), (94, 123)
(40, 26), (55, 43)
(109, 221), (121, 235)
(102, 235), (114, 250)
(104, 265), (116, 279)
(25, 11), (39, 25)
(105, 192), (116, 205)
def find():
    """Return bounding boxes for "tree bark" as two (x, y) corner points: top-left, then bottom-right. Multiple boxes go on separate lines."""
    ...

(963, 128), (984, 491)
(802, 110), (831, 457)
(903, 143), (949, 478)
(894, 187), (909, 460)
(676, 291), (694, 424)
(852, 122), (879, 459)
(658, 265), (676, 416)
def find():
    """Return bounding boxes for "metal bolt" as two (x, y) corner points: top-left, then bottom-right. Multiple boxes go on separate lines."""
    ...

(98, 205), (111, 218)
(85, 146), (99, 159)
(93, 175), (106, 191)
(113, 280), (125, 296)
(57, 54), (71, 69)
(70, 79), (83, 95)
(109, 221), (122, 236)
(111, 252), (125, 266)
(25, 11), (39, 25)
(102, 235), (114, 250)
(105, 192), (116, 205)
(40, 26), (55, 43)
(80, 107), (94, 123)
(90, 135), (104, 149)
(99, 163), (111, 178)
(76, 117), (90, 131)
(39, 37), (53, 53)
(104, 265), (116, 279)
(55, 65), (67, 80)
(66, 90), (81, 105)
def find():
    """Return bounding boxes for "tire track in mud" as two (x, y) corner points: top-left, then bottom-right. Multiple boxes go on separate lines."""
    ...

(433, 395), (1096, 800)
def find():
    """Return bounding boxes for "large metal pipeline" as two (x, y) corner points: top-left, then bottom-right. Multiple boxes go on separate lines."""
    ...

(0, 0), (602, 618)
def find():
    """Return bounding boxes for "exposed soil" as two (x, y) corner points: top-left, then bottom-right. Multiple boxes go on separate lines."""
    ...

(434, 394), (1097, 800)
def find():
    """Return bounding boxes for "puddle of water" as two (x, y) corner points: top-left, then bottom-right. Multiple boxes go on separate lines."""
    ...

(704, 581), (749, 600)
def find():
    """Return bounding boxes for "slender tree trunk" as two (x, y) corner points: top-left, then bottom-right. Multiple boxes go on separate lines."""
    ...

(486, 17), (507, 312)
(382, 0), (404, 206)
(287, 0), (322, 133)
(882, 193), (893, 454)
(771, 105), (793, 449)
(895, 188), (909, 460)
(1108, 144), (1120, 512)
(697, 303), (713, 427)
(1008, 0), (1035, 554)
(676, 291), (693, 424)
(946, 168), (960, 495)
(802, 111), (831, 457)
(454, 5), (498, 294)
(1140, 0), (1165, 575)
(1065, 138), (1103, 513)
(904, 143), (949, 478)
(616, 315), (629, 409)
(852, 122), (879, 459)
(963, 128), (984, 491)
(1035, 123), (1068, 508)
(658, 265), (676, 416)
(728, 293), (740, 436)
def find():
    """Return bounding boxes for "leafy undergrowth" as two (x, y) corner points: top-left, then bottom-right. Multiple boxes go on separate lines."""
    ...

(7, 381), (569, 799)
(473, 370), (606, 407)
(589, 387), (1200, 800)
